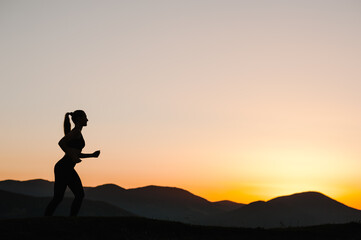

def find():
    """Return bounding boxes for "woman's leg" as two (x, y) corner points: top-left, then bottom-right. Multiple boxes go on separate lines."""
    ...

(67, 169), (84, 216)
(44, 170), (67, 216)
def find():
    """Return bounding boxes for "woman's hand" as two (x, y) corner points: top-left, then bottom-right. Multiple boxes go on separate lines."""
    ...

(93, 150), (101, 158)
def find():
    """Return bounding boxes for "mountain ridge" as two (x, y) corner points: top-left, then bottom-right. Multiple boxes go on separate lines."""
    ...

(0, 179), (243, 205)
(207, 191), (361, 228)
(1, 179), (361, 228)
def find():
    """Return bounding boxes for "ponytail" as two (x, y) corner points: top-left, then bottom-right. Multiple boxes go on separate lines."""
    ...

(64, 112), (72, 135)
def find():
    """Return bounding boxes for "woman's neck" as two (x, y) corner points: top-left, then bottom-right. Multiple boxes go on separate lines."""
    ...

(74, 125), (83, 132)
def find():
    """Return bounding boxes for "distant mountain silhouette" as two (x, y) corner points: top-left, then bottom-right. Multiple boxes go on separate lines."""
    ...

(207, 191), (361, 228)
(2, 179), (361, 228)
(0, 179), (244, 224)
(0, 189), (134, 218)
(0, 179), (54, 196)
(86, 184), (230, 224)
(0, 179), (91, 197)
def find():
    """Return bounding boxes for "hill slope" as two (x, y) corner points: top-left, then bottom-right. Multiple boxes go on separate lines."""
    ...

(212, 200), (245, 211)
(0, 189), (134, 218)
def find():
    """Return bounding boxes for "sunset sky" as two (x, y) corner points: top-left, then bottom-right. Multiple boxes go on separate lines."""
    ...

(1, 0), (361, 208)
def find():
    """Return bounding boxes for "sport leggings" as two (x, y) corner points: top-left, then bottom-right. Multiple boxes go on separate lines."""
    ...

(45, 162), (84, 216)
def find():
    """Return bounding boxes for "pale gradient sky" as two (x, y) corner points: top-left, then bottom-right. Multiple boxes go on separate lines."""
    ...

(1, 0), (361, 208)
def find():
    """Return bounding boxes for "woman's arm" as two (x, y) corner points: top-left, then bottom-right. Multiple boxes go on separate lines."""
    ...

(79, 151), (100, 159)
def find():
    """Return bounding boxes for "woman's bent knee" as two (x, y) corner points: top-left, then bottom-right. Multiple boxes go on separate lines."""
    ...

(75, 191), (84, 199)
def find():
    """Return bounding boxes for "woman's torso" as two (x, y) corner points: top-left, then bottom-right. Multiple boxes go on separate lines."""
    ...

(56, 134), (85, 168)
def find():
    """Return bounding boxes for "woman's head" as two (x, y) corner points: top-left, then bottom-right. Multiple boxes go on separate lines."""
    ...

(70, 110), (88, 126)
(64, 110), (88, 135)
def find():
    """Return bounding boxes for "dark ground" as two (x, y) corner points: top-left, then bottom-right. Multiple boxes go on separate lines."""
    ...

(1, 217), (361, 240)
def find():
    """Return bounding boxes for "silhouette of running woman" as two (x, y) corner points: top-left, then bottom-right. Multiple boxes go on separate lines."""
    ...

(45, 110), (100, 216)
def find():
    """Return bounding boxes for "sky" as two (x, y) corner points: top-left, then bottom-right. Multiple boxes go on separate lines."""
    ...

(1, 0), (361, 208)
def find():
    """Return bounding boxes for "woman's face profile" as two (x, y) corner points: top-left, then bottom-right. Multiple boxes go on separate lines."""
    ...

(77, 113), (88, 127)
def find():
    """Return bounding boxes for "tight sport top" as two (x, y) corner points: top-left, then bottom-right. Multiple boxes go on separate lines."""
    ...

(67, 134), (85, 151)
(57, 135), (85, 168)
